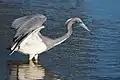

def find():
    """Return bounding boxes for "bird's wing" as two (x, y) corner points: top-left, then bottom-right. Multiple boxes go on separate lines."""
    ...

(13, 14), (47, 39)
(10, 14), (46, 54)
(10, 27), (43, 55)
(11, 15), (32, 30)
(10, 31), (31, 54)
(11, 14), (46, 42)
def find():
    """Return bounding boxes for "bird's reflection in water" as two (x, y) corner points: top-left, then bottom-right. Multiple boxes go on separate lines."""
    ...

(8, 60), (60, 80)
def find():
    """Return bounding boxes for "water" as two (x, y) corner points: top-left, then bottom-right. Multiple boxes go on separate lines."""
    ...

(0, 0), (120, 80)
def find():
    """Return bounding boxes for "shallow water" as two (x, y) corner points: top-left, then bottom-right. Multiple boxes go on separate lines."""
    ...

(0, 0), (120, 80)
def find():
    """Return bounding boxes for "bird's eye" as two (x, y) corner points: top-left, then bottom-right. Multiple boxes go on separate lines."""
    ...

(75, 21), (79, 23)
(75, 21), (82, 24)
(79, 21), (83, 24)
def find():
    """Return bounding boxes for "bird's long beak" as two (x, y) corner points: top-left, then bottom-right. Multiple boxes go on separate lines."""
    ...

(79, 23), (93, 35)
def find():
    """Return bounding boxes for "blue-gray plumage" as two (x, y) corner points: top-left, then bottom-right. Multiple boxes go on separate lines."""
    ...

(9, 14), (92, 62)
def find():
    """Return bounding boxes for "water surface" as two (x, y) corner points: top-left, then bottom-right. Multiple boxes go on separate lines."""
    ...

(0, 0), (120, 80)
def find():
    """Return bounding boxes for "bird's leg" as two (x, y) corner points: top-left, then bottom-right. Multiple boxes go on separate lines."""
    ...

(34, 54), (38, 63)
(29, 54), (35, 61)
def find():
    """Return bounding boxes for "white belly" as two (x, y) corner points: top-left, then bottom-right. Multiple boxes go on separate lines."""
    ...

(18, 33), (47, 54)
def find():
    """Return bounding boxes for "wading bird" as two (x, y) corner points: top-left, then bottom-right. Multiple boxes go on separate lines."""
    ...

(9, 14), (92, 62)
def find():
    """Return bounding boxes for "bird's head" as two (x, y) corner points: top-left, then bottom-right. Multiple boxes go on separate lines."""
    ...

(39, 26), (45, 30)
(65, 17), (93, 35)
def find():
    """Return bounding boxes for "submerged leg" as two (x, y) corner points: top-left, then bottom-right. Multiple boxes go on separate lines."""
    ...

(29, 60), (35, 67)
(29, 54), (35, 61)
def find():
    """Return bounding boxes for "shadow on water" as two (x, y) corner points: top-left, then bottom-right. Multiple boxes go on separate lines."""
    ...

(7, 60), (61, 80)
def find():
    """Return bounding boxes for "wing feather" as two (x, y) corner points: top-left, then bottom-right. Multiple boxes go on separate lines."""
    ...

(14, 14), (46, 38)
(10, 14), (46, 54)
(11, 16), (31, 30)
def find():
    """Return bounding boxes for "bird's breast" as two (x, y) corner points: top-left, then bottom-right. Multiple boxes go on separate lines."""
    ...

(18, 33), (47, 54)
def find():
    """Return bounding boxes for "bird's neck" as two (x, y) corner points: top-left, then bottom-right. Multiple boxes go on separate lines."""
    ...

(53, 23), (73, 46)
(66, 22), (73, 37)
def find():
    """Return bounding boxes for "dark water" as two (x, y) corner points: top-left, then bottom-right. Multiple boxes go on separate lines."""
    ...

(0, 0), (120, 80)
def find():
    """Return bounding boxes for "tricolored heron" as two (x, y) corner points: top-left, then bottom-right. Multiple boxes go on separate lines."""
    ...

(9, 14), (92, 62)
